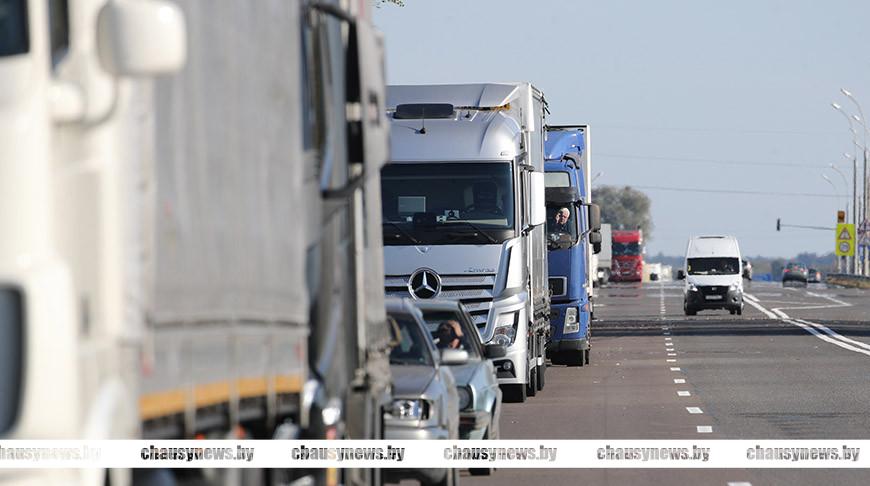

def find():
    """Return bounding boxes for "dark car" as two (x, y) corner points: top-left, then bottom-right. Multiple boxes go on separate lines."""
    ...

(807, 268), (822, 283)
(782, 262), (809, 286)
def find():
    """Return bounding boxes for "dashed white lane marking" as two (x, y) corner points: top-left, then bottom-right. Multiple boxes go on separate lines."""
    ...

(677, 390), (691, 397)
(727, 482), (752, 486)
(666, 358), (677, 362)
(670, 367), (681, 371)
(686, 407), (703, 414)
(674, 378), (686, 383)
(663, 332), (671, 336)
(664, 337), (672, 341)
(667, 352), (677, 356)
(746, 292), (870, 357)
(697, 426), (713, 433)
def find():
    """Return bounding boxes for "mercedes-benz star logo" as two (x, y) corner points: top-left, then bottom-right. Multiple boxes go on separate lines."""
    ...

(408, 268), (441, 299)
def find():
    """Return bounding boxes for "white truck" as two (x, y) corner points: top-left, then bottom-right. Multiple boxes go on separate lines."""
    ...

(381, 83), (551, 403)
(0, 1), (391, 485)
(595, 223), (613, 285)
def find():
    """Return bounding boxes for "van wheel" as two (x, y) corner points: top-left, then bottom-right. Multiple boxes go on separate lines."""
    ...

(527, 366), (538, 397)
(685, 307), (696, 316)
(729, 309), (736, 315)
(737, 307), (742, 315)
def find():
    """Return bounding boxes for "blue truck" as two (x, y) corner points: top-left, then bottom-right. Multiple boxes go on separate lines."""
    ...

(544, 125), (601, 366)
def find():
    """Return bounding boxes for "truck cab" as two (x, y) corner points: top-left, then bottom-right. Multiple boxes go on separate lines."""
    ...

(544, 125), (600, 366)
(611, 230), (644, 282)
(381, 83), (550, 403)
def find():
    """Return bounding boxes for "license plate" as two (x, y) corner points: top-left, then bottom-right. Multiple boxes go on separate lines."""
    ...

(705, 295), (723, 300)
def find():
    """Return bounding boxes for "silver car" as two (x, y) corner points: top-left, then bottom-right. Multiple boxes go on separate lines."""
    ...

(415, 300), (504, 444)
(385, 299), (460, 486)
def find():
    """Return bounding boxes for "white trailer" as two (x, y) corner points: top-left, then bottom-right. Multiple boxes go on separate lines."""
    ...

(1, 1), (391, 485)
(596, 223), (613, 285)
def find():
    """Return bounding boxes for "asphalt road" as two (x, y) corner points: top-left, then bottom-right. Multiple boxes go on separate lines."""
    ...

(463, 279), (870, 486)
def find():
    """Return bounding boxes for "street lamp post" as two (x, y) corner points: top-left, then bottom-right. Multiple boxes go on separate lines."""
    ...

(841, 88), (869, 275)
(832, 102), (860, 274)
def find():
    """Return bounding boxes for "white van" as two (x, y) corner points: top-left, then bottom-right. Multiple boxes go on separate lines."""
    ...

(677, 236), (744, 316)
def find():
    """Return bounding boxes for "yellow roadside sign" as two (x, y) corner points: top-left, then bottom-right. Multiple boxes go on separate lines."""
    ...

(835, 223), (855, 256)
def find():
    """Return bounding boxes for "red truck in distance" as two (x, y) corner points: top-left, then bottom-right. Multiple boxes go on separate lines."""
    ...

(611, 230), (644, 282)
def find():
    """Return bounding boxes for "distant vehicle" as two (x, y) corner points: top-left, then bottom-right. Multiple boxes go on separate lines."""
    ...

(611, 230), (644, 282)
(742, 259), (753, 280)
(385, 299), (460, 486)
(807, 268), (822, 283)
(783, 262), (809, 286)
(596, 223), (613, 285)
(677, 236), (745, 316)
(416, 301), (504, 476)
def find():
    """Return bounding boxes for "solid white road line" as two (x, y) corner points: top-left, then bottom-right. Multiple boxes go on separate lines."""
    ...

(677, 391), (691, 397)
(745, 292), (870, 357)
(686, 407), (703, 414)
(697, 426), (713, 433)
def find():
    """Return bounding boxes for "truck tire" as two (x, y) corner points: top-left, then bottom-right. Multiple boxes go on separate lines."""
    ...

(585, 348), (590, 365)
(527, 366), (538, 397)
(537, 358), (546, 391)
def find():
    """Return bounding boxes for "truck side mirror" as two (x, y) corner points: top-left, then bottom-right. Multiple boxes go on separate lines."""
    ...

(97, 0), (187, 76)
(676, 269), (686, 280)
(588, 204), (601, 232)
(589, 231), (602, 254)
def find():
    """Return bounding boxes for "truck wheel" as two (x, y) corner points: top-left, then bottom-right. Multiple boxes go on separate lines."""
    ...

(585, 348), (590, 365)
(685, 307), (696, 316)
(429, 468), (458, 486)
(502, 384), (526, 403)
(537, 359), (546, 391)
(527, 366), (538, 397)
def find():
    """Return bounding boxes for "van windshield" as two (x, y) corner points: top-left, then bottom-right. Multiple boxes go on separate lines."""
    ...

(687, 257), (740, 275)
(380, 162), (515, 245)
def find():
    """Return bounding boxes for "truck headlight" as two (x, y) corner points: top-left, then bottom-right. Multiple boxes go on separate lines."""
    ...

(491, 311), (518, 346)
(386, 399), (428, 420)
(563, 307), (580, 334)
(457, 386), (473, 411)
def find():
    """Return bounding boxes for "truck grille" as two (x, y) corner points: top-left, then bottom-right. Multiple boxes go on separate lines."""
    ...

(1, 287), (24, 435)
(385, 274), (496, 330)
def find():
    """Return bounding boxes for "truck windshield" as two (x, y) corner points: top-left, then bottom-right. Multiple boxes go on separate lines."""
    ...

(389, 315), (434, 366)
(381, 162), (515, 245)
(0, 0), (29, 57)
(687, 257), (740, 275)
(613, 242), (641, 256)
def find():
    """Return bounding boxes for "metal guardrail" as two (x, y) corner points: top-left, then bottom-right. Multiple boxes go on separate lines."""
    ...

(825, 273), (870, 289)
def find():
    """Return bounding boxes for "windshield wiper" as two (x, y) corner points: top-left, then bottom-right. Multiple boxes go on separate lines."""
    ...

(443, 221), (498, 244)
(382, 222), (420, 244)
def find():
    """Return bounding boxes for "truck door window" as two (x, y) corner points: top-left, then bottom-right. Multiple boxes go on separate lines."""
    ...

(0, 0), (29, 57)
(546, 204), (578, 241)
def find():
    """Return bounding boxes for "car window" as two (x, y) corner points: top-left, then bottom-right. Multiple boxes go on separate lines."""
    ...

(420, 309), (482, 359)
(389, 315), (434, 366)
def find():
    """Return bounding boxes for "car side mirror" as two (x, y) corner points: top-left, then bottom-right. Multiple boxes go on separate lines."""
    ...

(440, 348), (470, 365)
(484, 344), (507, 359)
(676, 269), (686, 280)
(97, 0), (187, 76)
(587, 204), (601, 232)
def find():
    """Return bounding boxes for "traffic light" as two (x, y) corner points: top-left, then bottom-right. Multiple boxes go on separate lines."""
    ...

(838, 210), (845, 223)
(776, 218), (781, 231)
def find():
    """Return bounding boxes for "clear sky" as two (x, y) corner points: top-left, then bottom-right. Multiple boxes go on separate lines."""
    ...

(373, 0), (870, 257)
